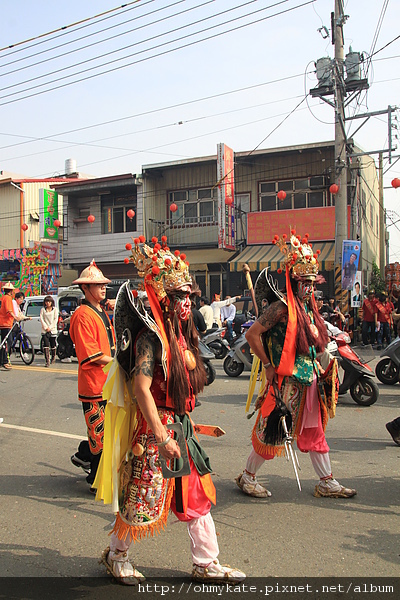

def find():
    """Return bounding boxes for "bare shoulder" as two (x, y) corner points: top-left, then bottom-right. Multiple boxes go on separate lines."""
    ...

(257, 299), (288, 330)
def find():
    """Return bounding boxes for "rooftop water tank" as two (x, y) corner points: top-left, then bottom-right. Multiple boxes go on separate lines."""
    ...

(65, 158), (77, 175)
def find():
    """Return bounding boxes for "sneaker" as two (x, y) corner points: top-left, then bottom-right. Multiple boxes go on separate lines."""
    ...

(386, 421), (400, 446)
(314, 478), (357, 498)
(235, 471), (271, 498)
(195, 399), (202, 407)
(62, 357), (72, 363)
(100, 547), (145, 585)
(71, 453), (91, 472)
(192, 559), (245, 581)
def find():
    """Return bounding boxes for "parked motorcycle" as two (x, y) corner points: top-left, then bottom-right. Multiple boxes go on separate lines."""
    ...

(56, 313), (76, 361)
(223, 319), (255, 377)
(375, 337), (400, 385)
(201, 327), (230, 359)
(327, 324), (379, 406)
(198, 339), (216, 385)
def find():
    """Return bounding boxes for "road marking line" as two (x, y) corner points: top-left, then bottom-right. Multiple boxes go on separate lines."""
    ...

(10, 365), (77, 374)
(0, 423), (82, 440)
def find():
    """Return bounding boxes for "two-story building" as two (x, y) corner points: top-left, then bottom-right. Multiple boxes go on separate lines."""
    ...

(56, 141), (383, 301)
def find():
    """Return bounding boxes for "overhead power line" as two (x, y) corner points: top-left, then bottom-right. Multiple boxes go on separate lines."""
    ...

(0, 0), (316, 107)
(0, 0), (148, 54)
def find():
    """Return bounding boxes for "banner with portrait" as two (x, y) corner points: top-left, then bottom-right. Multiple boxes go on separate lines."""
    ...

(341, 241), (361, 290)
(351, 271), (362, 308)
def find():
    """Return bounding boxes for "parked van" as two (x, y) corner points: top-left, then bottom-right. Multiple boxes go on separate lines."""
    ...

(21, 286), (83, 351)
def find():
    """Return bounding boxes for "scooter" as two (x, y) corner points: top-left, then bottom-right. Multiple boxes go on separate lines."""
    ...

(198, 339), (216, 385)
(201, 327), (230, 359)
(327, 324), (379, 406)
(56, 313), (76, 361)
(223, 319), (255, 377)
(375, 337), (400, 385)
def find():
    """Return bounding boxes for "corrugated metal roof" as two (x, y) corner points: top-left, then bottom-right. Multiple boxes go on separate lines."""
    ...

(229, 242), (335, 272)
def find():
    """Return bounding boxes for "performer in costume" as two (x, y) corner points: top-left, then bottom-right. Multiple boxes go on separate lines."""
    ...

(69, 261), (116, 491)
(95, 236), (245, 585)
(236, 231), (357, 499)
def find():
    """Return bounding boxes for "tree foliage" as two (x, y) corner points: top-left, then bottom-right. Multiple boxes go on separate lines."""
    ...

(369, 260), (385, 294)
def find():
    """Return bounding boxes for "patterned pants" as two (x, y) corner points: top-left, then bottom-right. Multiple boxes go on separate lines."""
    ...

(82, 400), (107, 455)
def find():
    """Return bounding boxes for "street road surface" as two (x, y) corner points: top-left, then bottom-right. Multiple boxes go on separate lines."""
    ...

(0, 353), (399, 580)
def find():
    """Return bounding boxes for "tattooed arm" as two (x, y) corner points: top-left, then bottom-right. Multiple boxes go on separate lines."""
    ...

(245, 300), (288, 384)
(134, 330), (180, 460)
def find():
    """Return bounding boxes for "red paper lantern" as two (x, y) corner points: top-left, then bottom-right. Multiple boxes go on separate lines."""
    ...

(391, 178), (400, 189)
(21, 223), (28, 231)
(53, 219), (61, 228)
(225, 197), (233, 206)
(127, 209), (135, 220)
(87, 214), (95, 224)
(277, 190), (286, 201)
(125, 243), (132, 251)
(170, 203), (178, 213)
(329, 183), (339, 195)
(123, 257), (130, 264)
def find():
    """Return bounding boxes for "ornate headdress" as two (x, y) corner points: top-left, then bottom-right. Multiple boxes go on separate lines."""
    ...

(272, 230), (320, 280)
(127, 235), (192, 301)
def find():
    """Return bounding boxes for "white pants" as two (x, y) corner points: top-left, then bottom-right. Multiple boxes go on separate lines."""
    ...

(109, 511), (219, 567)
(245, 447), (333, 480)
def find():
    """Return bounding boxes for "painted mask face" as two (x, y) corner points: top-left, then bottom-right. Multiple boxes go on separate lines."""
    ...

(172, 293), (191, 321)
(297, 280), (314, 300)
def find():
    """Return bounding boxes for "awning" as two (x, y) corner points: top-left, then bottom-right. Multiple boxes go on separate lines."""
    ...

(229, 242), (335, 272)
(184, 248), (236, 271)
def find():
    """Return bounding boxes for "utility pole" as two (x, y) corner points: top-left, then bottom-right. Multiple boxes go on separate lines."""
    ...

(333, 0), (348, 310)
(333, 0), (347, 264)
(378, 153), (385, 275)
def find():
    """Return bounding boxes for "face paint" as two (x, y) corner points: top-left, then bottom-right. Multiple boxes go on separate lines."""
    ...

(172, 294), (191, 321)
(297, 280), (313, 300)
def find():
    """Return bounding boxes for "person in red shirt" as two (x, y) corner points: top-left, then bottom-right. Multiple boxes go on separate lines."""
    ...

(69, 260), (116, 492)
(362, 290), (377, 345)
(375, 292), (393, 350)
(0, 282), (16, 370)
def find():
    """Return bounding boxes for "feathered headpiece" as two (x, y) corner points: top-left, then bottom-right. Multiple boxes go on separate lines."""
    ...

(272, 230), (320, 280)
(126, 235), (192, 301)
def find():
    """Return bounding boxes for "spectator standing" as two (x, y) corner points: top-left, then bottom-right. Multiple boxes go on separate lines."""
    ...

(220, 296), (236, 344)
(199, 296), (214, 330)
(375, 292), (393, 350)
(0, 282), (15, 370)
(40, 296), (59, 367)
(361, 290), (377, 345)
(211, 293), (240, 328)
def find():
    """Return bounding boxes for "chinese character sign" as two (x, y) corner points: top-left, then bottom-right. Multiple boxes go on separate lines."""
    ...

(39, 188), (59, 240)
(341, 240), (361, 290)
(217, 143), (235, 250)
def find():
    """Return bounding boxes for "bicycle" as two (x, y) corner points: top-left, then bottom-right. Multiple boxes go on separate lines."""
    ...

(0, 322), (35, 365)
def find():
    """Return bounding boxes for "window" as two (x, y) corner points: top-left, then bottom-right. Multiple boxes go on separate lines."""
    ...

(101, 195), (137, 234)
(25, 301), (43, 318)
(259, 178), (327, 211)
(169, 188), (217, 225)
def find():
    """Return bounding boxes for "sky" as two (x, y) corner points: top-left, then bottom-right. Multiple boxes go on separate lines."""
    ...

(1, 0), (400, 259)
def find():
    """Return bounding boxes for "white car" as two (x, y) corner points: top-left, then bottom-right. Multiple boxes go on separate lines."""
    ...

(21, 287), (83, 351)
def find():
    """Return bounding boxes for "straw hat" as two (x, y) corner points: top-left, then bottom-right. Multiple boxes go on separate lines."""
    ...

(2, 282), (14, 290)
(72, 260), (111, 285)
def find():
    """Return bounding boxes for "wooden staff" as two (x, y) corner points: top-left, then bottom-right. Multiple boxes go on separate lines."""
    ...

(242, 263), (258, 317)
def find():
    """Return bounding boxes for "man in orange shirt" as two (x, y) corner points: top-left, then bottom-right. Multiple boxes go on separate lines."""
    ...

(0, 282), (16, 370)
(69, 261), (116, 492)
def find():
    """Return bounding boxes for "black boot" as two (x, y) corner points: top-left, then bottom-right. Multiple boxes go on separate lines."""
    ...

(386, 419), (400, 446)
(44, 347), (50, 367)
(51, 348), (56, 364)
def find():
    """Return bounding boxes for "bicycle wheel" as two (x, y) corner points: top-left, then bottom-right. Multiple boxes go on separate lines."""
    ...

(19, 334), (35, 365)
